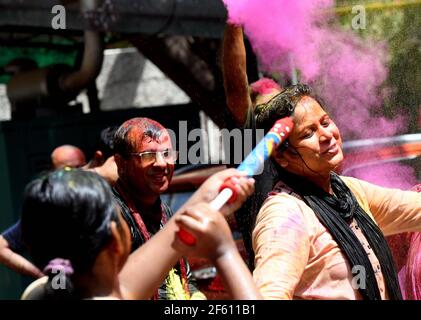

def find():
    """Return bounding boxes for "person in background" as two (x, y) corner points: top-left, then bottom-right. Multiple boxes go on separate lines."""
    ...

(51, 145), (86, 169)
(245, 83), (420, 299)
(84, 126), (119, 185)
(0, 223), (43, 278)
(113, 117), (208, 299)
(20, 168), (259, 300)
(1, 127), (116, 278)
(0, 143), (88, 278)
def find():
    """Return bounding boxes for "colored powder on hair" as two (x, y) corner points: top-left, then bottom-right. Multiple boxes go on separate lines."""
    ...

(67, 180), (76, 190)
(222, 0), (402, 139)
(250, 78), (281, 95)
(223, 0), (413, 188)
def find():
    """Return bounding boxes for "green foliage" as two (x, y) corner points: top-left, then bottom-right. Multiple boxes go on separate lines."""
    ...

(335, 0), (421, 133)
(0, 46), (77, 84)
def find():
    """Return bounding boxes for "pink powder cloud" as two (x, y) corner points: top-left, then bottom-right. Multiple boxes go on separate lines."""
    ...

(223, 0), (414, 188)
(350, 163), (417, 190)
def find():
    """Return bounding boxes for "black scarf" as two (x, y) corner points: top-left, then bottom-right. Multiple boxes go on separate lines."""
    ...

(285, 171), (402, 300)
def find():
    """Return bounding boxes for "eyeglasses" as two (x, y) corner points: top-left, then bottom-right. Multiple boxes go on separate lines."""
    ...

(127, 149), (178, 165)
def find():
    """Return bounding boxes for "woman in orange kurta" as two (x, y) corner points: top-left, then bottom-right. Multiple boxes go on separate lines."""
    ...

(245, 84), (421, 300)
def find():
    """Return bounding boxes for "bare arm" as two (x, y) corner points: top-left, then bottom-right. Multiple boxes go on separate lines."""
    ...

(89, 156), (119, 186)
(119, 218), (180, 300)
(0, 235), (43, 278)
(222, 24), (252, 127)
(173, 203), (262, 299)
(214, 249), (261, 299)
(119, 169), (255, 300)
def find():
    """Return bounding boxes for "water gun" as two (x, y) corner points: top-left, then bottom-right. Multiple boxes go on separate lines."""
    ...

(178, 117), (294, 245)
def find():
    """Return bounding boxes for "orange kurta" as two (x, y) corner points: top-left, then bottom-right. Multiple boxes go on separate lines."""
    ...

(252, 176), (421, 300)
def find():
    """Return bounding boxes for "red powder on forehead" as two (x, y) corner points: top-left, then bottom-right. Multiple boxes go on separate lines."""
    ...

(250, 78), (281, 95)
(120, 117), (165, 133)
(120, 117), (169, 150)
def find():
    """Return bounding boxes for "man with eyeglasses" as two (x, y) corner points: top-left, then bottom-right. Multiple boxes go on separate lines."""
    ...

(112, 117), (205, 300)
(51, 144), (87, 169)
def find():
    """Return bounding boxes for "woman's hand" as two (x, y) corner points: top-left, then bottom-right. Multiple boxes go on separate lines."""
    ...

(172, 202), (236, 262)
(172, 202), (263, 300)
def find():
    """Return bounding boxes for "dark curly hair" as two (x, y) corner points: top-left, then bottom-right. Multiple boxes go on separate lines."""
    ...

(254, 83), (312, 133)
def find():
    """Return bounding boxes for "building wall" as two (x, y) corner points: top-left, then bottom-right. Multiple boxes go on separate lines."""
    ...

(0, 47), (191, 120)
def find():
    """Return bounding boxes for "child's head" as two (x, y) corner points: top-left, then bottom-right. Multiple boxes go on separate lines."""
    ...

(21, 168), (131, 298)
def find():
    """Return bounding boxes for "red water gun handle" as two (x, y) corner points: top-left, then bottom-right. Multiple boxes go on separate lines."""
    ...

(177, 228), (198, 246)
(218, 179), (238, 204)
(178, 178), (238, 246)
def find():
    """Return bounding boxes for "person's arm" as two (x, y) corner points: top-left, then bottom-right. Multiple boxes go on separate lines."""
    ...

(349, 177), (421, 236)
(173, 202), (262, 300)
(252, 195), (310, 299)
(0, 234), (43, 278)
(119, 218), (180, 300)
(222, 23), (252, 127)
(86, 156), (119, 186)
(177, 168), (255, 218)
(119, 169), (255, 300)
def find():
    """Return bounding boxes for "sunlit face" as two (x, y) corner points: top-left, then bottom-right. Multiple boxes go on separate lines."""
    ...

(123, 129), (174, 198)
(51, 147), (86, 169)
(275, 96), (344, 178)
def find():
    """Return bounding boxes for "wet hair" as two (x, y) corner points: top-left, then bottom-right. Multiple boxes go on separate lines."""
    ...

(239, 83), (328, 268)
(255, 83), (312, 133)
(21, 168), (119, 299)
(114, 117), (165, 157)
(51, 145), (86, 169)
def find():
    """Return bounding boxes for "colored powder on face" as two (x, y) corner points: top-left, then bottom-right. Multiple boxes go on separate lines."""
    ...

(223, 0), (413, 188)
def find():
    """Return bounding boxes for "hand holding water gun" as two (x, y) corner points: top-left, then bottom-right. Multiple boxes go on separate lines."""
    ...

(178, 117), (294, 245)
